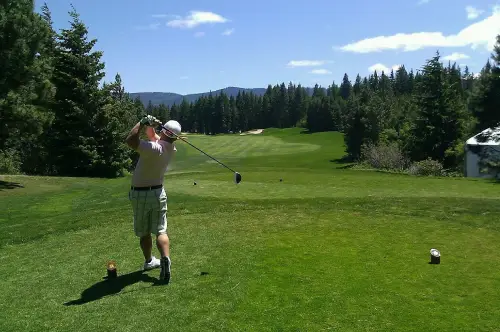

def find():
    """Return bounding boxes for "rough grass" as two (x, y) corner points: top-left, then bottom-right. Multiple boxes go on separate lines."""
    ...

(1, 128), (500, 332)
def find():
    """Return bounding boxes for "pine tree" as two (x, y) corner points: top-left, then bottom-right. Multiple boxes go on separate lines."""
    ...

(340, 74), (352, 100)
(462, 65), (474, 96)
(170, 103), (179, 122)
(344, 94), (365, 159)
(229, 95), (239, 132)
(306, 96), (321, 132)
(179, 98), (191, 132)
(287, 82), (296, 126)
(262, 85), (273, 128)
(146, 100), (154, 115)
(408, 69), (415, 93)
(221, 92), (231, 132)
(278, 83), (289, 127)
(353, 74), (362, 95)
(212, 94), (224, 134)
(93, 73), (139, 177)
(409, 52), (467, 168)
(378, 71), (392, 98)
(133, 96), (145, 119)
(290, 85), (306, 127)
(0, 0), (56, 174)
(470, 35), (500, 135)
(156, 103), (169, 123)
(445, 62), (463, 98)
(48, 5), (113, 176)
(389, 69), (395, 91)
(394, 65), (409, 95)
(369, 71), (379, 91)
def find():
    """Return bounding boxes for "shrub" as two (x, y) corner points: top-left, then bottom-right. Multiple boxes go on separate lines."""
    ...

(360, 142), (410, 171)
(296, 116), (307, 128)
(444, 139), (465, 171)
(378, 128), (399, 145)
(408, 158), (444, 176)
(0, 149), (21, 174)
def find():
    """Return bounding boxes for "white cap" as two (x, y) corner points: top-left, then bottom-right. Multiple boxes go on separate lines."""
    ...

(162, 120), (181, 138)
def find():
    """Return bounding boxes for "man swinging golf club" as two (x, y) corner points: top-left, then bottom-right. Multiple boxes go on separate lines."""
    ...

(125, 114), (181, 284)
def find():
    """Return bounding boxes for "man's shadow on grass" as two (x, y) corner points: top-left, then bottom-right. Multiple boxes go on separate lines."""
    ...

(64, 270), (161, 306)
(0, 180), (24, 191)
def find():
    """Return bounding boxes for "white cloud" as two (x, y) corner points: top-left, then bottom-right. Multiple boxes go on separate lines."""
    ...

(368, 63), (401, 73)
(466, 6), (484, 20)
(180, 76), (189, 80)
(222, 28), (234, 36)
(418, 0), (430, 5)
(369, 63), (388, 73)
(287, 60), (326, 67)
(338, 6), (500, 53)
(442, 52), (470, 61)
(194, 31), (205, 37)
(167, 11), (229, 29)
(310, 69), (332, 75)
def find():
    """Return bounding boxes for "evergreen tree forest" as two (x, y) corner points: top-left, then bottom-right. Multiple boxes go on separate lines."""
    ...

(2, 1), (500, 178)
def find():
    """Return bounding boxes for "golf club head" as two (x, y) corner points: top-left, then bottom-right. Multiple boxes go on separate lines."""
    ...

(234, 172), (242, 184)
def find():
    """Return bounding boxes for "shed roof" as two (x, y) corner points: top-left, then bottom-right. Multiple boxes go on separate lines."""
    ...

(466, 127), (500, 146)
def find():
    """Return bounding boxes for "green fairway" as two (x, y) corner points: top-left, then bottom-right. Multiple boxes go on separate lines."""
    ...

(1, 128), (500, 332)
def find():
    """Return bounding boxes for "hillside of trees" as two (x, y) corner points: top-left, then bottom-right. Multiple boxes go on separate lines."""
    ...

(130, 87), (269, 107)
(2, 1), (500, 178)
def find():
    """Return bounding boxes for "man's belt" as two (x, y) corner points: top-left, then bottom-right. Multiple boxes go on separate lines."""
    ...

(130, 184), (162, 191)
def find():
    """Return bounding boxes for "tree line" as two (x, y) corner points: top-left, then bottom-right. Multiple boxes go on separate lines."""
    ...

(2, 1), (500, 178)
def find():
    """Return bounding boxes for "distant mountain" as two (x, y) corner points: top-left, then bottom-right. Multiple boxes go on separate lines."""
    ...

(130, 86), (267, 107)
(130, 86), (319, 107)
(129, 92), (184, 107)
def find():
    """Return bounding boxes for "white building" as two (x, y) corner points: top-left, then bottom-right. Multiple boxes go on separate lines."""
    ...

(465, 127), (500, 178)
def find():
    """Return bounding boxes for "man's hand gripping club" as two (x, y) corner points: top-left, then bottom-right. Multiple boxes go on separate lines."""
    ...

(140, 115), (163, 127)
(126, 115), (163, 150)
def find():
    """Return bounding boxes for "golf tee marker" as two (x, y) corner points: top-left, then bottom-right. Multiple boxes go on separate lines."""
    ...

(106, 260), (117, 278)
(430, 249), (440, 264)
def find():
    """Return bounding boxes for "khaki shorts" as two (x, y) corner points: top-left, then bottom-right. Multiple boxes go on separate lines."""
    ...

(128, 187), (167, 237)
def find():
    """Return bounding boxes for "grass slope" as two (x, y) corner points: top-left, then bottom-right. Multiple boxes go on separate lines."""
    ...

(1, 129), (500, 331)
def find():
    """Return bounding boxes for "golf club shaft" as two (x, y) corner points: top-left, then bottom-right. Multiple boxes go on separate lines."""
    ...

(163, 127), (237, 173)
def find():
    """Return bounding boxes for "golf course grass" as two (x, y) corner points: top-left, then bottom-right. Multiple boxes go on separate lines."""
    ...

(1, 128), (499, 331)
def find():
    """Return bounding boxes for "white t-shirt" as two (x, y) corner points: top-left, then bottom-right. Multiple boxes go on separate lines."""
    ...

(131, 139), (177, 187)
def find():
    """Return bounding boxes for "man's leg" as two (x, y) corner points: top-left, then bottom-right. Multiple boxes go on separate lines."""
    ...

(156, 233), (170, 257)
(140, 234), (153, 261)
(157, 233), (171, 283)
(155, 188), (171, 283)
(141, 234), (161, 270)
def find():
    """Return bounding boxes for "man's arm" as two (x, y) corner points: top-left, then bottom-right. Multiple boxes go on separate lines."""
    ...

(146, 126), (160, 141)
(125, 121), (143, 150)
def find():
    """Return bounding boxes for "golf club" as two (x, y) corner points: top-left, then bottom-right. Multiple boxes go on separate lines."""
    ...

(157, 122), (242, 184)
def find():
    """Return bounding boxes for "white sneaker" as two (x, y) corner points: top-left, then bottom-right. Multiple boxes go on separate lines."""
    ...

(143, 256), (161, 271)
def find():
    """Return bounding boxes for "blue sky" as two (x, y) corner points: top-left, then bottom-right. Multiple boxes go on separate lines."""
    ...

(35, 0), (500, 95)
